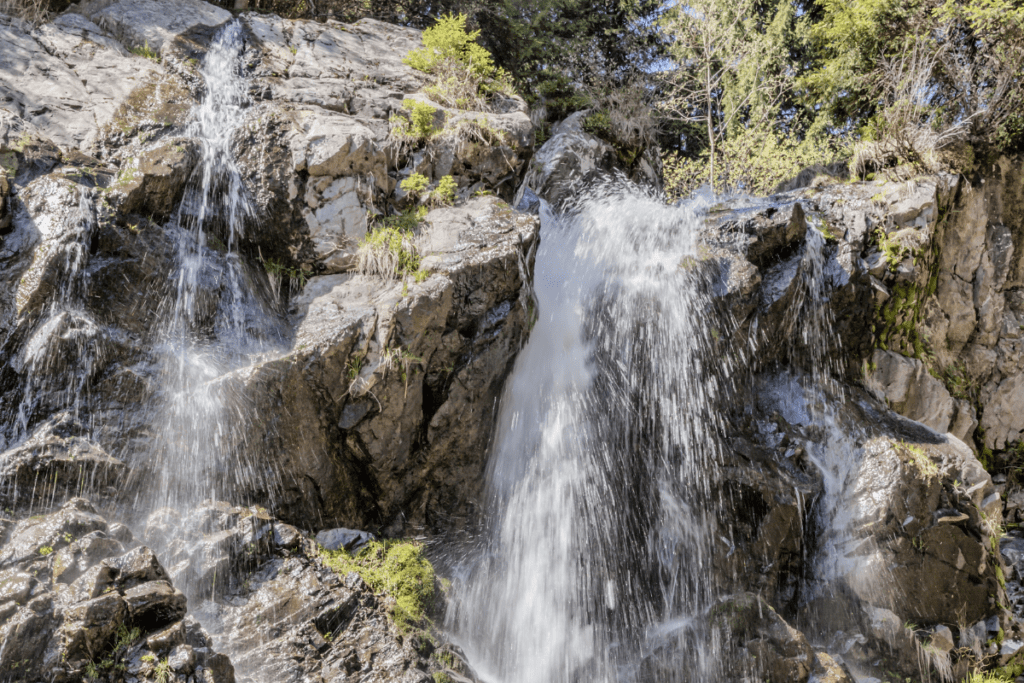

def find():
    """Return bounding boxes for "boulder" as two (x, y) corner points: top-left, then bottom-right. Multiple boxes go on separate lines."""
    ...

(519, 110), (661, 208)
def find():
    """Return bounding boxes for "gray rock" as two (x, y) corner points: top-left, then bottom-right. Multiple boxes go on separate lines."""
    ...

(169, 643), (197, 673)
(865, 350), (954, 433)
(519, 109), (660, 208)
(981, 373), (1024, 449)
(0, 13), (161, 150)
(315, 527), (374, 552)
(930, 624), (955, 652)
(123, 580), (187, 629)
(108, 546), (172, 589)
(78, 0), (232, 53)
(147, 620), (187, 653)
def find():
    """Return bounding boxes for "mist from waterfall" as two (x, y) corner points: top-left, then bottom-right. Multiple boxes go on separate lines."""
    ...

(449, 188), (733, 683)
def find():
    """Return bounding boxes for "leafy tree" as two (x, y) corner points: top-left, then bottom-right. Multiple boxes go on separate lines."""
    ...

(659, 0), (810, 191)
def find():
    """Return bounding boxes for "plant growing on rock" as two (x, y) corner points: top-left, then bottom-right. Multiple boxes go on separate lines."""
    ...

(358, 221), (422, 280)
(403, 13), (515, 111)
(431, 175), (457, 206)
(391, 100), (442, 142)
(319, 539), (437, 633)
(129, 41), (160, 62)
(400, 173), (430, 200)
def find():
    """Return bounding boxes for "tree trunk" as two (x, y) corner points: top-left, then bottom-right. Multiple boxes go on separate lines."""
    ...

(706, 62), (715, 194)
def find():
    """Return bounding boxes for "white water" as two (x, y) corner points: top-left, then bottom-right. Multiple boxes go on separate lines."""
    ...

(138, 20), (286, 592)
(451, 189), (731, 683)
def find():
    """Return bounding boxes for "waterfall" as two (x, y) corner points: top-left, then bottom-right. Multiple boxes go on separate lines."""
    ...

(133, 19), (286, 595)
(450, 187), (732, 683)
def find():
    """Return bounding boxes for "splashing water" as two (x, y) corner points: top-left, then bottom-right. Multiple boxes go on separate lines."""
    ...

(138, 20), (286, 579)
(450, 188), (733, 683)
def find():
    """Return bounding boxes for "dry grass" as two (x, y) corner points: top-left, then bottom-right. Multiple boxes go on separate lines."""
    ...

(357, 222), (421, 280)
(0, 0), (50, 24)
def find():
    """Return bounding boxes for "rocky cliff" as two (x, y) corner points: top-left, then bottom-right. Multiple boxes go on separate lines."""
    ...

(2, 0), (1024, 682)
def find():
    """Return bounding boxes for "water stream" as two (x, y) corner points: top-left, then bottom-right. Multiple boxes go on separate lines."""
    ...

(450, 188), (733, 683)
(128, 20), (287, 598)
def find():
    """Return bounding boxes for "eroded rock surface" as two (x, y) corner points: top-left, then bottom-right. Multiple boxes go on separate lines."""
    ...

(0, 498), (232, 683)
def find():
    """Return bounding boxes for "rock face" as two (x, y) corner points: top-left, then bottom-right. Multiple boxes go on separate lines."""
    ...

(685, 172), (1013, 679)
(0, 497), (232, 683)
(517, 109), (662, 209)
(0, 0), (537, 536)
(1, 1), (1021, 682)
(236, 197), (537, 531)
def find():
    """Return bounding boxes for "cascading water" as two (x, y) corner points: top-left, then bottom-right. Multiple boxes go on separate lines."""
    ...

(131, 20), (287, 595)
(450, 188), (733, 683)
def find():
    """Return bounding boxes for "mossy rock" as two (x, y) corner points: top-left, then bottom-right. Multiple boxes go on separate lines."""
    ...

(320, 539), (437, 632)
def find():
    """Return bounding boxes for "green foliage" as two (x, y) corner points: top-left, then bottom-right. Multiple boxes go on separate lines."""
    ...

(401, 172), (431, 198)
(263, 259), (307, 288)
(320, 539), (436, 632)
(358, 215), (423, 280)
(38, 545), (53, 556)
(433, 673), (453, 683)
(155, 658), (171, 683)
(129, 41), (160, 62)
(662, 121), (844, 200)
(965, 669), (1021, 683)
(896, 440), (939, 478)
(431, 175), (457, 205)
(392, 100), (442, 141)
(409, 100), (440, 139)
(405, 13), (496, 79)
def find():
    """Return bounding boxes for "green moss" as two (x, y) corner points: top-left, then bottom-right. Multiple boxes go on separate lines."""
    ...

(433, 673), (452, 683)
(997, 565), (1007, 589)
(896, 440), (939, 478)
(321, 540), (436, 632)
(38, 546), (53, 556)
(0, 150), (17, 177)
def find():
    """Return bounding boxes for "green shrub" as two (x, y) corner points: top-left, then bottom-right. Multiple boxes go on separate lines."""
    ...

(404, 13), (514, 111)
(408, 100), (441, 139)
(391, 100), (443, 142)
(404, 13), (495, 80)
(431, 175), (457, 205)
(401, 172), (430, 199)
(320, 540), (436, 632)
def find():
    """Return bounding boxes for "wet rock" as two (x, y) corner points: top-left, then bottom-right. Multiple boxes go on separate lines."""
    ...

(108, 545), (172, 589)
(169, 643), (197, 673)
(519, 109), (660, 208)
(115, 140), (197, 219)
(59, 592), (129, 665)
(0, 497), (236, 681)
(0, 497), (107, 568)
(316, 527), (375, 552)
(124, 580), (188, 629)
(239, 196), (537, 532)
(146, 620), (186, 652)
(51, 532), (124, 584)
